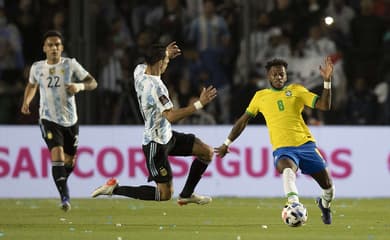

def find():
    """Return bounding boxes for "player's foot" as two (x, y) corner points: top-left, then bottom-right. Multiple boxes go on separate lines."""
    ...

(61, 198), (71, 212)
(316, 197), (332, 224)
(177, 193), (212, 206)
(91, 178), (118, 198)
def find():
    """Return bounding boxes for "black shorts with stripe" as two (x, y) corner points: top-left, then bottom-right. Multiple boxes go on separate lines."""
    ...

(39, 119), (79, 156)
(142, 131), (195, 183)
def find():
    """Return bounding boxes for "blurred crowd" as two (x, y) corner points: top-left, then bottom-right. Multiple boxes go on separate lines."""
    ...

(0, 0), (389, 125)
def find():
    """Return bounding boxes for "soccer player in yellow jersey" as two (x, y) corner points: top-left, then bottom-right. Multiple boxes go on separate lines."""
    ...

(215, 57), (335, 224)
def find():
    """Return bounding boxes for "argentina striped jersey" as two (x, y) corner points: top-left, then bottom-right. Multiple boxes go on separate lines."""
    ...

(29, 57), (89, 126)
(134, 64), (173, 144)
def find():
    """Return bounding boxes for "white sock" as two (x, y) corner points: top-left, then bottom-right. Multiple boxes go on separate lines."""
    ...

(321, 185), (335, 208)
(282, 168), (299, 203)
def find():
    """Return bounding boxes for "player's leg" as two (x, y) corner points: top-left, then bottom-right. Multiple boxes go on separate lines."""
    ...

(275, 155), (300, 204)
(92, 141), (171, 201)
(310, 169), (334, 224)
(63, 123), (79, 178)
(171, 132), (213, 205)
(300, 143), (334, 224)
(50, 146), (70, 209)
(311, 168), (334, 206)
(109, 180), (172, 201)
(40, 119), (70, 210)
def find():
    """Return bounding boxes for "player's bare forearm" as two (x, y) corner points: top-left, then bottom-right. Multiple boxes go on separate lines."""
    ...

(228, 113), (251, 142)
(163, 105), (198, 123)
(214, 113), (251, 158)
(21, 83), (37, 114)
(316, 88), (331, 111)
(67, 75), (97, 94)
(163, 86), (216, 123)
(82, 75), (98, 90)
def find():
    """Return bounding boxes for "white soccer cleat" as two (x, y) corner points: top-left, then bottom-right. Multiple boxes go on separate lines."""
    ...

(177, 193), (212, 206)
(91, 178), (119, 198)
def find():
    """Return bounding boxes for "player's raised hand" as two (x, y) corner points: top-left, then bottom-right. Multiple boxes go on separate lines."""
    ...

(319, 56), (334, 81)
(199, 86), (217, 106)
(214, 144), (229, 158)
(165, 41), (181, 59)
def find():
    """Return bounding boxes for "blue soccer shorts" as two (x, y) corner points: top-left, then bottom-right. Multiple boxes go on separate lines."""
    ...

(273, 141), (327, 174)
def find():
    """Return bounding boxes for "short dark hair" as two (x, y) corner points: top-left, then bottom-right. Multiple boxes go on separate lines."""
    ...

(265, 59), (288, 71)
(144, 43), (166, 65)
(42, 30), (64, 44)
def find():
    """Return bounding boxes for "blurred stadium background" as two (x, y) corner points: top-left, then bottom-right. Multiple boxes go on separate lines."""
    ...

(0, 0), (389, 125)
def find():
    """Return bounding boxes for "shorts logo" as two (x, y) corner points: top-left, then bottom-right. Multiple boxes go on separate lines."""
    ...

(159, 167), (168, 176)
(47, 131), (53, 140)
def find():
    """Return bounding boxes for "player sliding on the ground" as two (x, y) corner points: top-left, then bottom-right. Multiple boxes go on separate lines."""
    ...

(91, 41), (217, 205)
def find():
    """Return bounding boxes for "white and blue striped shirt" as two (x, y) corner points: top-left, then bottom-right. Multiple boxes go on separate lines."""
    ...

(29, 57), (89, 126)
(134, 64), (173, 145)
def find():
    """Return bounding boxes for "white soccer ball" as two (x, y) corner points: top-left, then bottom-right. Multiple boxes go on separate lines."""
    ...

(281, 202), (308, 227)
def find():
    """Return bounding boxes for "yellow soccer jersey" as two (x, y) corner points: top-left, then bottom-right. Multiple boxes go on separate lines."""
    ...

(246, 84), (319, 150)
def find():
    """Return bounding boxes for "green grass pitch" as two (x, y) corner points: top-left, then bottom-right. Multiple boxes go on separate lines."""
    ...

(0, 198), (389, 240)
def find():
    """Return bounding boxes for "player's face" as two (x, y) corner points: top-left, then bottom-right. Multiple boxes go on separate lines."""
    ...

(268, 65), (287, 89)
(43, 36), (64, 64)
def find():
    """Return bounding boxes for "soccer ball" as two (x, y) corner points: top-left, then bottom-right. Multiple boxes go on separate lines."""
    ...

(281, 202), (308, 227)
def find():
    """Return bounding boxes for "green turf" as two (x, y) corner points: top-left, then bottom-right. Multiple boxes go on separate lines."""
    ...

(0, 198), (389, 240)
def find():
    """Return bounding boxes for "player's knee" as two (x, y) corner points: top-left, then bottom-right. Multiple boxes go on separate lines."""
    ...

(199, 146), (213, 163)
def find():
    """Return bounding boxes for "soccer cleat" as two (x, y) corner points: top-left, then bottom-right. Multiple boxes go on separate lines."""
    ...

(61, 199), (71, 212)
(91, 178), (119, 198)
(316, 197), (332, 224)
(177, 193), (212, 206)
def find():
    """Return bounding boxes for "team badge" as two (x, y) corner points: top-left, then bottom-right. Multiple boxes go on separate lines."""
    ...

(285, 90), (292, 97)
(49, 67), (56, 75)
(47, 131), (53, 140)
(159, 167), (168, 176)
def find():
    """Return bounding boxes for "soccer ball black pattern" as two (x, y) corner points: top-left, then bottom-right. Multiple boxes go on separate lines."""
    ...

(281, 202), (308, 227)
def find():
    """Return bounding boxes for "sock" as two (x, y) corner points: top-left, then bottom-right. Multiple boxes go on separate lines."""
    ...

(64, 163), (74, 178)
(282, 168), (299, 203)
(52, 161), (69, 201)
(180, 159), (208, 198)
(321, 185), (335, 208)
(113, 186), (159, 200)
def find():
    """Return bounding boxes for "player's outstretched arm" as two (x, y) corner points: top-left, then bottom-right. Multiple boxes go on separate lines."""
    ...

(214, 113), (251, 158)
(163, 86), (217, 123)
(315, 56), (334, 111)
